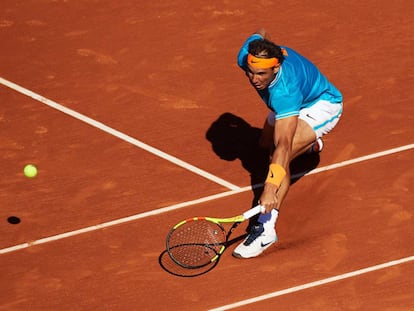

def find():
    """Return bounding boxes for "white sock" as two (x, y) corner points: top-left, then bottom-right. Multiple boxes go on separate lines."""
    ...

(258, 209), (278, 232)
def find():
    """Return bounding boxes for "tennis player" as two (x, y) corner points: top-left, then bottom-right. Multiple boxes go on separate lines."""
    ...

(233, 28), (343, 258)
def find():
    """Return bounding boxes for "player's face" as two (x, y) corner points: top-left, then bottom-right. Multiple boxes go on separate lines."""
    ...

(246, 65), (279, 90)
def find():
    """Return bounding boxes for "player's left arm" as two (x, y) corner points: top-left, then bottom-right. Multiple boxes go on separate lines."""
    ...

(259, 116), (298, 211)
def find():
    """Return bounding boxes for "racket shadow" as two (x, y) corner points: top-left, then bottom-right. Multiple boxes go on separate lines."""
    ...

(158, 249), (219, 277)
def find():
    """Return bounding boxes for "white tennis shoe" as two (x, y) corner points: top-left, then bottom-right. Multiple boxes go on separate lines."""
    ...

(232, 223), (277, 259)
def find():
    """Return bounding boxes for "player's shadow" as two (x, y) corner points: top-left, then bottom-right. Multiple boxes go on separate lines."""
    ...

(205, 112), (320, 225)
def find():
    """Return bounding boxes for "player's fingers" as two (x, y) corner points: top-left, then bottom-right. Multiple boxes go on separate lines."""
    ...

(258, 200), (277, 213)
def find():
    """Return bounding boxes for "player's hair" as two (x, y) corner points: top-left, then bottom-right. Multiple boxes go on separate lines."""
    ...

(248, 39), (285, 64)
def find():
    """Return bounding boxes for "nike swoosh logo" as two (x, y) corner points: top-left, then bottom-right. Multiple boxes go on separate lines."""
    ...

(306, 113), (316, 121)
(261, 241), (274, 247)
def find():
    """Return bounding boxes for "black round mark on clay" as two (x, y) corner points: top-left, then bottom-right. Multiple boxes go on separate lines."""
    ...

(7, 216), (21, 224)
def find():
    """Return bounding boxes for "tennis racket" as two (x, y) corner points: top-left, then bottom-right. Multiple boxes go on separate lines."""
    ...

(166, 205), (265, 269)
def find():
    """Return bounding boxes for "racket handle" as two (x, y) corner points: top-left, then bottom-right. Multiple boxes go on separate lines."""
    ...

(242, 205), (265, 219)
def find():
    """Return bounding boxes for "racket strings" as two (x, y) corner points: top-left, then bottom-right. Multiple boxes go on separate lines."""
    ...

(167, 220), (226, 268)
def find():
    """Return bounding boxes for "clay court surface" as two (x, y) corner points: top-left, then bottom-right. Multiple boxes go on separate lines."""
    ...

(1, 1), (413, 310)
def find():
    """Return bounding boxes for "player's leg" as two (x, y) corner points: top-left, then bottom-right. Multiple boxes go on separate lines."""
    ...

(260, 111), (322, 160)
(290, 118), (319, 159)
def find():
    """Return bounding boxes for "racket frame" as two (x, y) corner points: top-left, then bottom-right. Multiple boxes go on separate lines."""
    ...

(166, 205), (264, 268)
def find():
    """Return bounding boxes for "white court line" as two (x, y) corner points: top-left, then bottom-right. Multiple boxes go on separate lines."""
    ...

(209, 255), (414, 311)
(291, 143), (414, 179)
(0, 187), (249, 254)
(0, 76), (240, 191)
(0, 143), (413, 255)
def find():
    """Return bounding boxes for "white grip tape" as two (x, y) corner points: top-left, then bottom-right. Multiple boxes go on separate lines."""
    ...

(242, 205), (265, 219)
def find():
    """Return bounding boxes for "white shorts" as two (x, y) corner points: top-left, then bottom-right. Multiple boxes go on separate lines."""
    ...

(267, 100), (343, 139)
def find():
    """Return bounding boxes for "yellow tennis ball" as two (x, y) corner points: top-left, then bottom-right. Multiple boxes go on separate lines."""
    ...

(24, 164), (38, 178)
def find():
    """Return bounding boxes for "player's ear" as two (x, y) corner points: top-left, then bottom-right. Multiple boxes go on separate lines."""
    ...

(273, 65), (280, 74)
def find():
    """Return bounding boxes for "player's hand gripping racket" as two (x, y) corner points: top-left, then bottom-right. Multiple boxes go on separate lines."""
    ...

(166, 205), (265, 269)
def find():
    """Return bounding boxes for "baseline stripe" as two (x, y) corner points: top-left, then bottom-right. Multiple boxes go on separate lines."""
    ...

(0, 76), (240, 191)
(209, 256), (414, 310)
(0, 144), (413, 255)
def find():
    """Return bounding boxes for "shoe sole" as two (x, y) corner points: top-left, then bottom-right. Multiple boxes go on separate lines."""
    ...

(307, 138), (324, 154)
(316, 138), (324, 152)
(232, 239), (277, 259)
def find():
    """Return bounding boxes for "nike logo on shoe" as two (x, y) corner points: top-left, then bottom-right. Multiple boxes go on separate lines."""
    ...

(260, 241), (274, 247)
